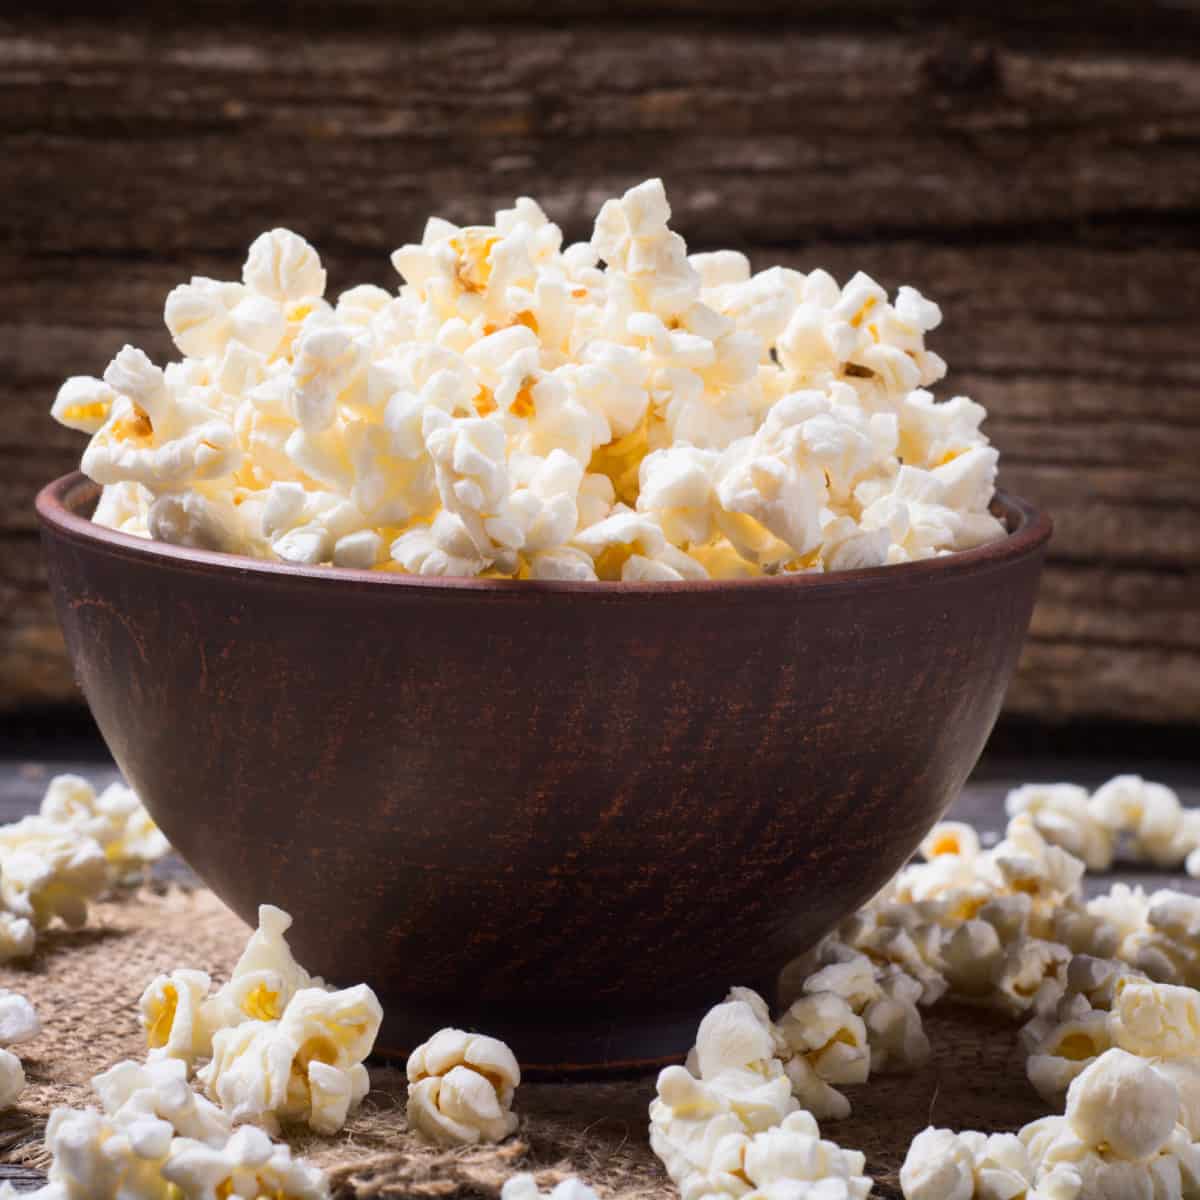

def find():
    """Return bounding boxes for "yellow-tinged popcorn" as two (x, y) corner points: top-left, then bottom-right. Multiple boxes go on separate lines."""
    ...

(40, 775), (169, 872)
(199, 984), (380, 1135)
(140, 969), (215, 1067)
(55, 181), (1005, 579)
(406, 1027), (520, 1146)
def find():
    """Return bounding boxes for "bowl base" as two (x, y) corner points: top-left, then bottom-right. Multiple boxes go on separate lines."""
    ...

(375, 1008), (702, 1079)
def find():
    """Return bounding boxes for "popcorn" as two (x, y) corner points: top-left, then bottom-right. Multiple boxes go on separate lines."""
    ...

(1111, 977), (1200, 1060)
(40, 775), (169, 872)
(199, 984), (380, 1134)
(406, 1027), (520, 1146)
(92, 1058), (231, 1148)
(0, 990), (39, 1050)
(56, 182), (1005, 579)
(0, 815), (109, 929)
(162, 1125), (330, 1199)
(501, 1175), (600, 1200)
(738, 1110), (873, 1199)
(0, 1049), (24, 1110)
(140, 969), (215, 1067)
(1005, 784), (1115, 873)
(1065, 1048), (1179, 1162)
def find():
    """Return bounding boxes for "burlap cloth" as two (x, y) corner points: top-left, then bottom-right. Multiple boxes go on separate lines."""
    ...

(0, 885), (1052, 1199)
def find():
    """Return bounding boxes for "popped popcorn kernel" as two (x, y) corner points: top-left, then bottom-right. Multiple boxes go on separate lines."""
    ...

(406, 1027), (521, 1146)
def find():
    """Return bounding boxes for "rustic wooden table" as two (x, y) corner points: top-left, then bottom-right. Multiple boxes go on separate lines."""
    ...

(1, 746), (1196, 1191)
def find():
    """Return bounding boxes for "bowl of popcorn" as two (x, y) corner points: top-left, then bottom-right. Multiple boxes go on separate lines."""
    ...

(37, 180), (1050, 1071)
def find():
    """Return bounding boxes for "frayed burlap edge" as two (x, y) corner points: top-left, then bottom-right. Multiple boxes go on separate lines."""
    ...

(0, 885), (1056, 1199)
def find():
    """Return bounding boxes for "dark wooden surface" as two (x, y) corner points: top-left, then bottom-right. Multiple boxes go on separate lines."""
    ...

(2, 3), (1199, 723)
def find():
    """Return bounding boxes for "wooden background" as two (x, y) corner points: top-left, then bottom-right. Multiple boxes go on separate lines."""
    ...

(2, 2), (1198, 724)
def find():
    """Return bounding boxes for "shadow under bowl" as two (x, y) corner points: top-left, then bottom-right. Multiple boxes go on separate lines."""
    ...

(37, 472), (1050, 1074)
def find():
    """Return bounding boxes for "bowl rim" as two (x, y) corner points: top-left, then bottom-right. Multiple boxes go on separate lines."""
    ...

(37, 471), (1052, 597)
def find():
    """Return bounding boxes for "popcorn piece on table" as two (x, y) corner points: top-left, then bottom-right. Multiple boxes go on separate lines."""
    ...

(1089, 775), (1200, 869)
(501, 1176), (600, 1200)
(1019, 1048), (1200, 1200)
(650, 1067), (872, 1200)
(0, 1049), (24, 1110)
(163, 1125), (329, 1200)
(0, 911), (36, 964)
(0, 990), (40, 1046)
(406, 1027), (521, 1146)
(199, 983), (380, 1135)
(0, 815), (109, 930)
(1005, 784), (1115, 873)
(39, 774), (170, 873)
(140, 969), (216, 1068)
(900, 1126), (1039, 1200)
(93, 1058), (231, 1148)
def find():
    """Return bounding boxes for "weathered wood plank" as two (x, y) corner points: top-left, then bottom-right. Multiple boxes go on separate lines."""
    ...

(1, 14), (1197, 722)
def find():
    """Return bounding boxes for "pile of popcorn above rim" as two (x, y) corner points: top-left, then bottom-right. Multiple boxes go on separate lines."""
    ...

(51, 179), (1006, 582)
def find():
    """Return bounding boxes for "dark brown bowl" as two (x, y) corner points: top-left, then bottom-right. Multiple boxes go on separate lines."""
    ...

(37, 472), (1050, 1073)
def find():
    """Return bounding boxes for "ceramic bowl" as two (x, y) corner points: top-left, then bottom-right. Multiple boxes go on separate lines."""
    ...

(38, 472), (1050, 1072)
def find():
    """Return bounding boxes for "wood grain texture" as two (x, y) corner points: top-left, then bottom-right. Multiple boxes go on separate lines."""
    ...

(2, 6), (1198, 720)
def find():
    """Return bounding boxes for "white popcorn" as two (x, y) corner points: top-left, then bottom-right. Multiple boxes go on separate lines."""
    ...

(38, 1104), (173, 1199)
(1089, 776), (1197, 868)
(1065, 1048), (1179, 1161)
(1111, 977), (1200, 1059)
(52, 375), (118, 434)
(649, 1066), (750, 1196)
(406, 1027), (520, 1146)
(0, 1048), (25, 1110)
(501, 1175), (601, 1200)
(56, 184), (1005, 578)
(93, 1059), (231, 1148)
(0, 991), (38, 1048)
(40, 775), (169, 872)
(1005, 784), (1115, 873)
(199, 984), (380, 1134)
(0, 815), (109, 929)
(1026, 1009), (1114, 1105)
(739, 1110), (873, 1199)
(243, 228), (327, 304)
(0, 912), (35, 963)
(140, 969), (215, 1068)
(898, 1126), (983, 1200)
(205, 903), (320, 1030)
(163, 1124), (329, 1200)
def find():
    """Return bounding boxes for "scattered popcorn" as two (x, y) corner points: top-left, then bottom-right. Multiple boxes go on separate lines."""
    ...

(200, 984), (379, 1134)
(39, 774), (170, 873)
(1063, 1047), (1179, 1162)
(0, 911), (35, 963)
(0, 990), (40, 1046)
(0, 815), (109, 930)
(55, 182), (1007, 581)
(1005, 784), (1115, 873)
(93, 1058), (232, 1148)
(501, 1175), (600, 1200)
(406, 1027), (521, 1146)
(163, 1124), (330, 1199)
(900, 1126), (1037, 1200)
(140, 968), (216, 1068)
(0, 1048), (24, 1110)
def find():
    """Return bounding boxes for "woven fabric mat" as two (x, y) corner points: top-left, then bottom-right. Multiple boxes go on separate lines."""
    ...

(0, 886), (1052, 1199)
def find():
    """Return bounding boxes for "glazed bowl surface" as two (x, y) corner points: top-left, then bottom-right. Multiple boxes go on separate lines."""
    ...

(37, 471), (1050, 1072)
